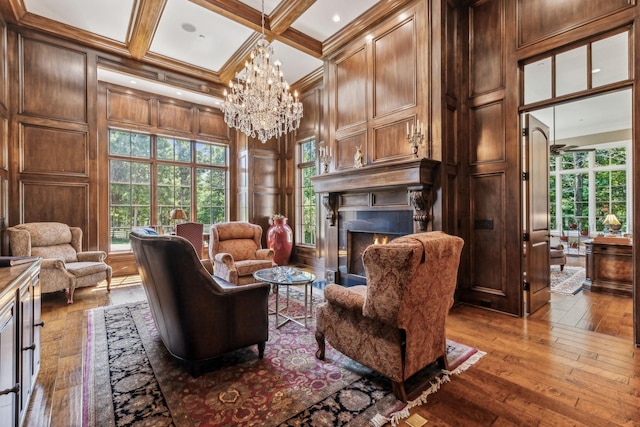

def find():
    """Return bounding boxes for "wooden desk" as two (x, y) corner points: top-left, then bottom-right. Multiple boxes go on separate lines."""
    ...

(583, 240), (632, 297)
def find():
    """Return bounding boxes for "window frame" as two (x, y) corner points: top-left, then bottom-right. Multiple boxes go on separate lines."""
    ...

(108, 128), (229, 253)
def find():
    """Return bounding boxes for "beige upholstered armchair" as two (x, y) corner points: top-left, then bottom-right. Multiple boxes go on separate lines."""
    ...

(209, 221), (276, 285)
(7, 222), (112, 304)
(315, 231), (464, 402)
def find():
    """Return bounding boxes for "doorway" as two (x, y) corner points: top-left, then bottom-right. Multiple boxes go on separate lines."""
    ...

(522, 89), (633, 339)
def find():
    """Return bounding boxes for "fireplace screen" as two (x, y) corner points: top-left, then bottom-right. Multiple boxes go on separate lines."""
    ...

(338, 210), (413, 286)
(348, 231), (402, 277)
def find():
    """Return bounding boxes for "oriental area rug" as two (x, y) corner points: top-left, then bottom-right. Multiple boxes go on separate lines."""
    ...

(550, 266), (585, 295)
(83, 289), (484, 427)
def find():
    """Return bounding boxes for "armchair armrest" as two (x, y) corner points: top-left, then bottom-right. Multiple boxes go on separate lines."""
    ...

(214, 252), (235, 268)
(323, 284), (366, 312)
(256, 248), (275, 260)
(41, 258), (66, 270)
(77, 251), (107, 262)
(213, 252), (238, 283)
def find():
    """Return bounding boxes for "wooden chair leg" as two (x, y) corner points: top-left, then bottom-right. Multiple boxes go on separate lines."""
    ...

(257, 341), (265, 358)
(106, 277), (112, 292)
(315, 331), (326, 360)
(392, 380), (408, 403)
(437, 354), (449, 371)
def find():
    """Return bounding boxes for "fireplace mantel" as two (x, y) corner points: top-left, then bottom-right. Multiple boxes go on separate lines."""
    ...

(311, 158), (440, 193)
(312, 158), (440, 231)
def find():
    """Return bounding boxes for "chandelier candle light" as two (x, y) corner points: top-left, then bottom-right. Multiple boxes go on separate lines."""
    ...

(221, 0), (303, 143)
(407, 120), (427, 157)
(319, 146), (332, 173)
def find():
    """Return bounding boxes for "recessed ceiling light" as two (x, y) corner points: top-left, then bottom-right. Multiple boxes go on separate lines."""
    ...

(181, 22), (196, 33)
(176, 91), (182, 96)
(130, 80), (136, 84)
(332, 14), (341, 23)
(592, 68), (601, 73)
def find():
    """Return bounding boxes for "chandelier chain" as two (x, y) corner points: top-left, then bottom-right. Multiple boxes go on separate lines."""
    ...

(221, 0), (303, 143)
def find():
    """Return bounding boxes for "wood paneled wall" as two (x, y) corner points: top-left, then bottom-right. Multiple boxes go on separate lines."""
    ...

(8, 30), (98, 250)
(325, 1), (428, 172)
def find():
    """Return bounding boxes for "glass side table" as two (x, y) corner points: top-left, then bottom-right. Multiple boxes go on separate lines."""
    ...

(253, 266), (315, 328)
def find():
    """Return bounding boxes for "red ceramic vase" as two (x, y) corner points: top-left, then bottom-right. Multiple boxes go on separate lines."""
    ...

(267, 217), (293, 266)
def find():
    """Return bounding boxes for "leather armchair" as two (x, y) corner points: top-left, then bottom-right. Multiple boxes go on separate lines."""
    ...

(209, 221), (276, 285)
(315, 231), (464, 402)
(130, 231), (270, 376)
(7, 222), (112, 304)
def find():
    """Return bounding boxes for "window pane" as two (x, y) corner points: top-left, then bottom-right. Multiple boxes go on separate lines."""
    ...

(302, 140), (316, 163)
(556, 46), (587, 96)
(298, 139), (317, 247)
(196, 167), (226, 227)
(524, 57), (551, 104)
(196, 142), (226, 166)
(157, 137), (191, 162)
(592, 32), (629, 87)
(109, 160), (150, 251)
(109, 130), (150, 158)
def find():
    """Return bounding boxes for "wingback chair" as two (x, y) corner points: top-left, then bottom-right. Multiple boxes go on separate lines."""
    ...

(209, 221), (276, 285)
(315, 231), (464, 402)
(7, 222), (112, 304)
(130, 231), (270, 376)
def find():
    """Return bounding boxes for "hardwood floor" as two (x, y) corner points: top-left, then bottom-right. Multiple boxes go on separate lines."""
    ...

(25, 274), (637, 426)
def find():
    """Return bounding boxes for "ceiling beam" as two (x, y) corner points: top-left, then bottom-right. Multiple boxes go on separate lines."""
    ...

(189, 0), (322, 58)
(269, 0), (315, 36)
(1, 0), (26, 24)
(128, 0), (167, 60)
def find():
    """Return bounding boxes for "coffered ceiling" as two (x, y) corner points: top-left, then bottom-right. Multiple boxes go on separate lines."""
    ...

(0, 0), (413, 105)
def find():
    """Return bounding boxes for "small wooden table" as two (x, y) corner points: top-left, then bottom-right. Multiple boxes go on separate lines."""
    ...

(583, 239), (632, 297)
(253, 267), (315, 328)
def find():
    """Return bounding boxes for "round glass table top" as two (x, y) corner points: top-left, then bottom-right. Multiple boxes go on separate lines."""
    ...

(253, 266), (315, 285)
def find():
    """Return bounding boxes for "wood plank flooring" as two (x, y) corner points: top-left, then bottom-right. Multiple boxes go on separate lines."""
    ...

(25, 275), (637, 427)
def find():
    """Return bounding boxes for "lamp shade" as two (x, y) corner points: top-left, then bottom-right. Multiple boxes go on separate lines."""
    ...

(602, 214), (621, 225)
(170, 208), (188, 221)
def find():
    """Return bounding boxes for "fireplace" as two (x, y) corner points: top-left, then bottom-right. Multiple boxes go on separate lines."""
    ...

(311, 158), (440, 287)
(339, 209), (413, 286)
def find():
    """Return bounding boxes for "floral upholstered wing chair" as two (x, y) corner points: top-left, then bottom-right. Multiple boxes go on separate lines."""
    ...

(315, 231), (464, 402)
(209, 221), (276, 285)
(7, 222), (112, 304)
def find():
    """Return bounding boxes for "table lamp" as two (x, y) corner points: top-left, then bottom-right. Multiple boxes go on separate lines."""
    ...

(602, 214), (622, 234)
(170, 208), (188, 231)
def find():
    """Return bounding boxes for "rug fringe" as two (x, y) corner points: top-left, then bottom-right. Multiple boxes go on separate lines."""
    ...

(369, 350), (486, 427)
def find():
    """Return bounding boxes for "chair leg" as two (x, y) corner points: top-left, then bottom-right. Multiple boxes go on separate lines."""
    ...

(391, 380), (409, 403)
(67, 286), (75, 304)
(315, 331), (326, 360)
(106, 277), (112, 292)
(560, 264), (564, 271)
(437, 354), (449, 371)
(257, 341), (265, 358)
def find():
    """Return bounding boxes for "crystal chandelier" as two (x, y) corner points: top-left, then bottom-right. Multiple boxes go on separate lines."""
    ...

(221, 0), (303, 143)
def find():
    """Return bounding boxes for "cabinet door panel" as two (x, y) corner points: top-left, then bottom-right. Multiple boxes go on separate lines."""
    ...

(0, 303), (17, 427)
